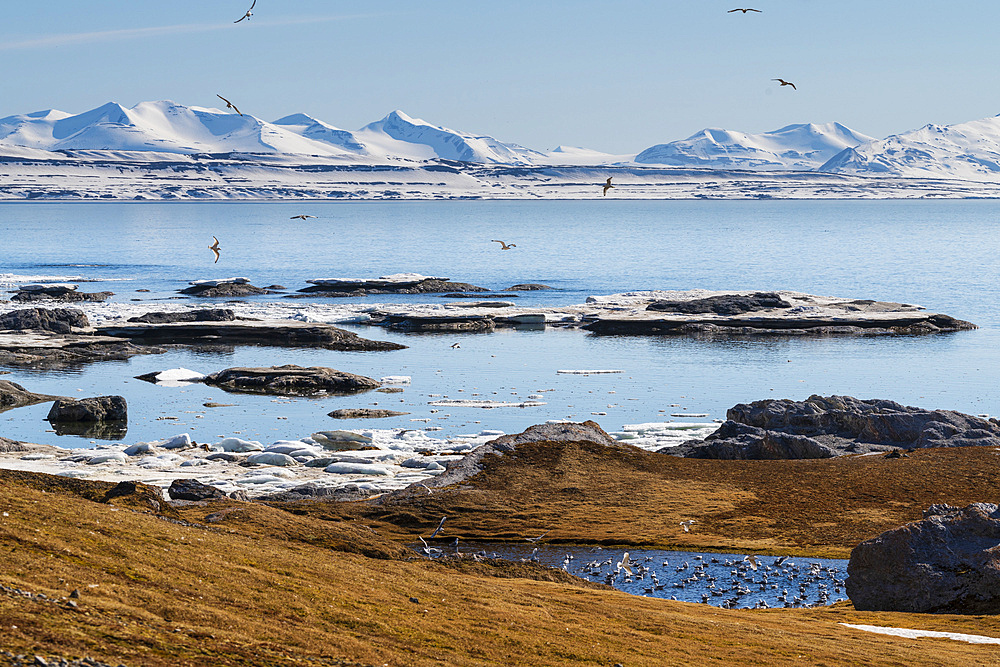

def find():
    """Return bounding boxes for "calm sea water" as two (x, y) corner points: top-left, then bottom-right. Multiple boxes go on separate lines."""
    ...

(1, 200), (999, 447)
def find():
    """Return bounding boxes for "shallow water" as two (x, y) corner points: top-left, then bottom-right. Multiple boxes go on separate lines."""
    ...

(1, 199), (999, 447)
(422, 543), (849, 610)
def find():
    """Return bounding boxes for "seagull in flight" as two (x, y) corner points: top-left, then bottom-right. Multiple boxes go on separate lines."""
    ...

(602, 177), (614, 196)
(234, 0), (256, 23)
(680, 519), (696, 533)
(429, 516), (447, 539)
(208, 236), (221, 264)
(491, 239), (516, 250)
(418, 536), (441, 557)
(744, 554), (759, 571)
(772, 78), (797, 90)
(290, 214), (317, 220)
(525, 530), (550, 543)
(728, 8), (762, 13)
(450, 342), (461, 349)
(217, 94), (242, 116)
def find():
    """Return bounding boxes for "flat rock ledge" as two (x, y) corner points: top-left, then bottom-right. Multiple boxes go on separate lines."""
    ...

(127, 308), (240, 324)
(328, 408), (410, 419)
(9, 283), (113, 303)
(97, 319), (405, 351)
(673, 395), (1000, 459)
(202, 365), (381, 396)
(179, 278), (275, 297)
(0, 379), (62, 413)
(295, 274), (488, 296)
(847, 503), (1000, 613)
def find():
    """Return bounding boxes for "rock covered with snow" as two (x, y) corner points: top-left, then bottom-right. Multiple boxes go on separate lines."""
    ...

(847, 503), (1000, 613)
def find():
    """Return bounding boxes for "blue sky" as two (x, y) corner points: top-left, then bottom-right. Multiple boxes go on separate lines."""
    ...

(1, 1), (998, 153)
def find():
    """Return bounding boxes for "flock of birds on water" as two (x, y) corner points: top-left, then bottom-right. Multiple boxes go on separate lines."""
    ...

(203, 4), (790, 263)
(411, 517), (846, 610)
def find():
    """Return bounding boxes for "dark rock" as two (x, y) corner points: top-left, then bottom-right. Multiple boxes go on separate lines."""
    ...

(46, 396), (127, 423)
(168, 478), (226, 501)
(202, 365), (381, 396)
(504, 284), (553, 291)
(102, 481), (138, 501)
(0, 307), (89, 333)
(297, 277), (488, 295)
(847, 503), (1000, 613)
(673, 420), (836, 459)
(179, 281), (270, 297)
(676, 395), (1000, 458)
(438, 293), (519, 299)
(97, 320), (405, 351)
(0, 379), (61, 413)
(0, 337), (165, 370)
(127, 308), (237, 324)
(328, 408), (410, 419)
(0, 436), (29, 453)
(10, 285), (113, 303)
(377, 313), (496, 332)
(647, 292), (792, 315)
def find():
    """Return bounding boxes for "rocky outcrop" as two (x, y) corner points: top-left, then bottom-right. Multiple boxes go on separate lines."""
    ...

(46, 396), (127, 423)
(0, 379), (61, 413)
(202, 365), (381, 396)
(168, 478), (226, 501)
(0, 436), (29, 452)
(328, 408), (410, 419)
(411, 421), (619, 493)
(10, 284), (113, 303)
(0, 307), (89, 333)
(0, 337), (164, 370)
(647, 292), (792, 315)
(847, 503), (1000, 613)
(375, 313), (496, 332)
(179, 278), (272, 297)
(676, 421), (837, 459)
(127, 308), (237, 324)
(676, 395), (1000, 458)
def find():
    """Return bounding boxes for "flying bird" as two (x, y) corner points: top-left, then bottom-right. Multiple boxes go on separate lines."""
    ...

(290, 214), (317, 220)
(525, 530), (550, 543)
(680, 519), (696, 533)
(491, 239), (516, 250)
(728, 8), (762, 13)
(234, 0), (256, 23)
(208, 236), (221, 263)
(602, 177), (614, 196)
(429, 516), (447, 538)
(217, 94), (242, 116)
(772, 78), (797, 90)
(450, 342), (461, 349)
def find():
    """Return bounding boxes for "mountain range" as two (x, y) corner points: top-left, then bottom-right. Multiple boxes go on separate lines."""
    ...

(3, 100), (1000, 180)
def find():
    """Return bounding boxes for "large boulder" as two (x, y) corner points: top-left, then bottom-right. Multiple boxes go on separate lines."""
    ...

(847, 503), (1000, 613)
(677, 395), (1000, 458)
(202, 365), (381, 396)
(0, 307), (89, 333)
(46, 395), (127, 423)
(168, 478), (226, 501)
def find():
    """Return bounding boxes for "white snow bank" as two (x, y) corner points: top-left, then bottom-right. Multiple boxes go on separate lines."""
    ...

(839, 623), (1000, 645)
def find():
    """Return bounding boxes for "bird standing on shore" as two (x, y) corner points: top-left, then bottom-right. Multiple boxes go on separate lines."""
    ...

(773, 78), (797, 90)
(491, 239), (516, 250)
(602, 177), (614, 196)
(208, 236), (221, 263)
(217, 94), (242, 116)
(234, 0), (256, 23)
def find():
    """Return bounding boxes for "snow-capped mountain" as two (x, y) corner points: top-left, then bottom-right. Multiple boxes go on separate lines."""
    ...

(819, 115), (1000, 181)
(0, 101), (352, 156)
(635, 123), (874, 171)
(0, 102), (546, 164)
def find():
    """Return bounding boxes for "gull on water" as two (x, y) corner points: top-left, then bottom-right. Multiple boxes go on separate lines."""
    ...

(234, 0), (256, 23)
(216, 94), (242, 116)
(491, 239), (516, 250)
(602, 177), (614, 196)
(208, 236), (221, 263)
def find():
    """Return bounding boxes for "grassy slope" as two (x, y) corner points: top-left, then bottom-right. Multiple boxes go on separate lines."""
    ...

(1, 443), (1000, 665)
